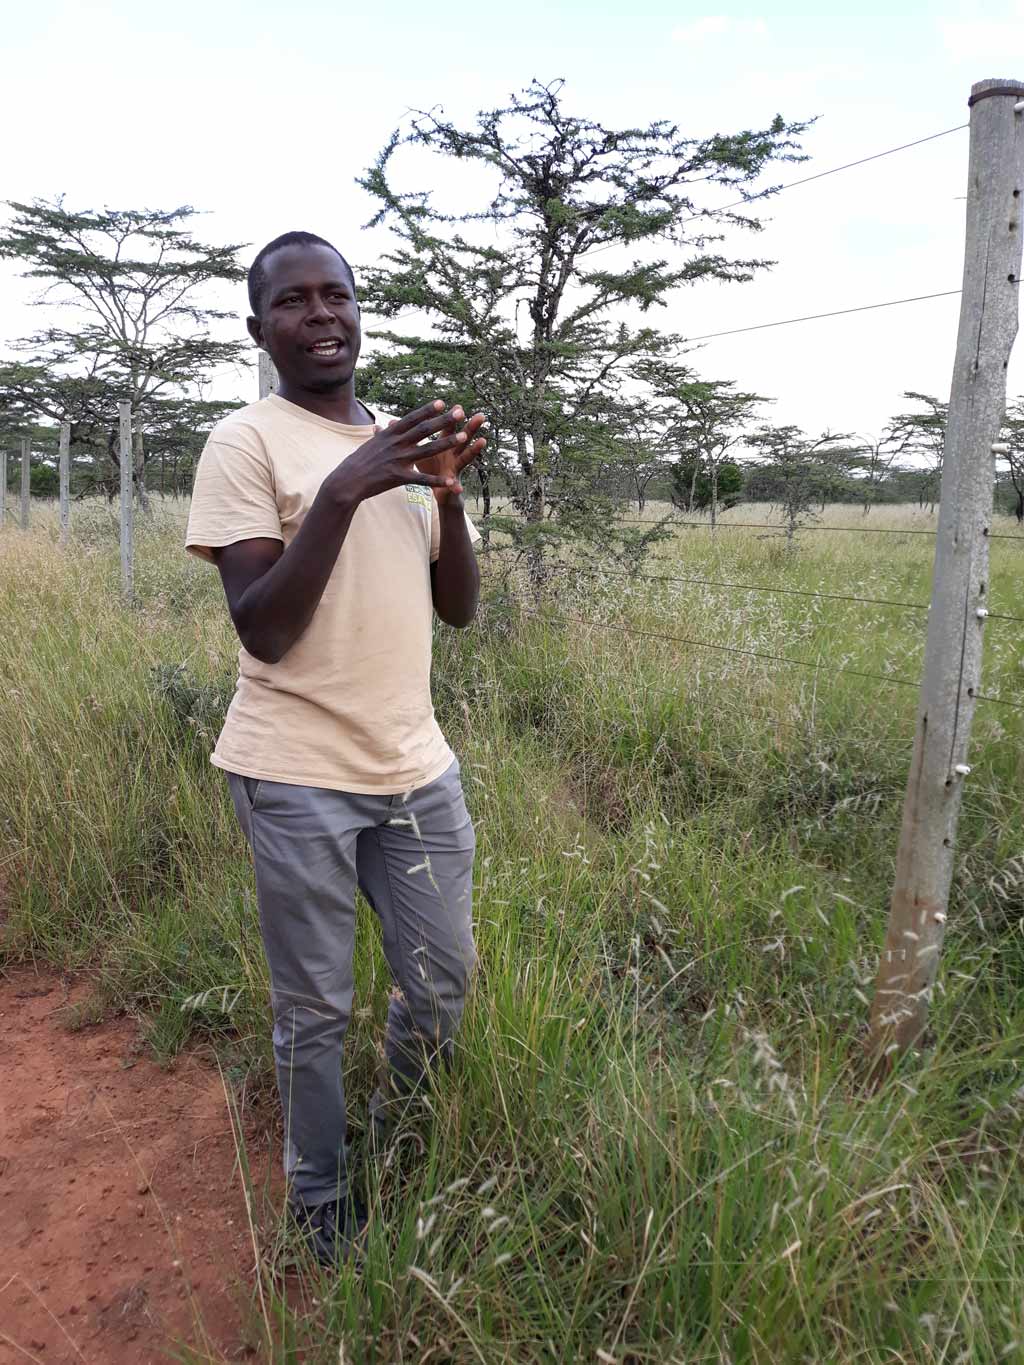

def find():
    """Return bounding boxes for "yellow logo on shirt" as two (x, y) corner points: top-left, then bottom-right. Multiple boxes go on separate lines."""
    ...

(406, 485), (433, 512)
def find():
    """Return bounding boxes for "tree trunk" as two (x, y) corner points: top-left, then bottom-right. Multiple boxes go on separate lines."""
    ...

(525, 468), (545, 595)
(687, 460), (700, 513)
(786, 498), (798, 548)
(107, 426), (119, 505)
(134, 429), (151, 515)
(524, 410), (549, 597)
(479, 457), (492, 546)
(710, 466), (719, 529)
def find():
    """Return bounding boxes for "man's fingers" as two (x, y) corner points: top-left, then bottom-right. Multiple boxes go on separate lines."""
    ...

(455, 437), (486, 472)
(393, 399), (446, 433)
(410, 429), (468, 461)
(404, 471), (457, 490)
(409, 405), (471, 443)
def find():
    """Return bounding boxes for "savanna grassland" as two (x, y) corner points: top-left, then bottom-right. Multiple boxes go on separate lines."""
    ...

(1, 497), (1023, 1364)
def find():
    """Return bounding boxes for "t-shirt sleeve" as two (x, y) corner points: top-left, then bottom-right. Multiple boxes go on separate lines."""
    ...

(185, 435), (282, 564)
(430, 502), (484, 563)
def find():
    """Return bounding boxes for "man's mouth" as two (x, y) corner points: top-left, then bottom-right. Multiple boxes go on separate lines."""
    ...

(308, 339), (344, 358)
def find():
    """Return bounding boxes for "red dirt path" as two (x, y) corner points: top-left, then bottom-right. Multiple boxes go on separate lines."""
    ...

(0, 969), (268, 1364)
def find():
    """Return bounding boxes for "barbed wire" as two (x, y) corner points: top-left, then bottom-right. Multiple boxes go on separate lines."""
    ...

(539, 560), (1024, 624)
(684, 290), (961, 343)
(473, 512), (937, 535)
(475, 601), (1024, 712)
(681, 124), (969, 223)
(477, 514), (1024, 543)
(581, 123), (970, 260)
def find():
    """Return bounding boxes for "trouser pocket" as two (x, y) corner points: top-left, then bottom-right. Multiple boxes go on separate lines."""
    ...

(226, 771), (260, 847)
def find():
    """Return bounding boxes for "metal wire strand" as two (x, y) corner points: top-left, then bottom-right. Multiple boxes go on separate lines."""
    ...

(475, 602), (1024, 712)
(543, 561), (1024, 624)
(684, 290), (962, 342)
(478, 515), (1024, 543)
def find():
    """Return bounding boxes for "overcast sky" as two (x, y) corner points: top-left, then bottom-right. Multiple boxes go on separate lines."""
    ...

(2, 0), (1022, 438)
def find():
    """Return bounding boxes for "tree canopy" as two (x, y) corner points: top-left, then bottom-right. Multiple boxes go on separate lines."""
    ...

(358, 79), (809, 574)
(0, 199), (249, 500)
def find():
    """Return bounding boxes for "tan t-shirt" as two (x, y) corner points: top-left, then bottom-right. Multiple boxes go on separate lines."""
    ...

(185, 394), (480, 795)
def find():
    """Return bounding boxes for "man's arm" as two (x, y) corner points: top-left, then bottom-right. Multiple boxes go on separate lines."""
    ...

(214, 400), (468, 663)
(213, 491), (358, 664)
(430, 497), (480, 629)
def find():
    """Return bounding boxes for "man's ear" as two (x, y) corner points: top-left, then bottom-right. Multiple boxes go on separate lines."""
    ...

(246, 315), (263, 347)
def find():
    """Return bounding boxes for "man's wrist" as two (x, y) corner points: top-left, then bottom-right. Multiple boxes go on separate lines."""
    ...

(320, 469), (363, 515)
(435, 491), (466, 512)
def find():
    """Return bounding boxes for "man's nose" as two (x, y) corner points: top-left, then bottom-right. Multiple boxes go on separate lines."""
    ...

(306, 294), (337, 324)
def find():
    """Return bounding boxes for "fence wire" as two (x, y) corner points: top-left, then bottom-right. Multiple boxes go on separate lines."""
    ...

(475, 600), (1024, 713)
(540, 561), (1024, 624)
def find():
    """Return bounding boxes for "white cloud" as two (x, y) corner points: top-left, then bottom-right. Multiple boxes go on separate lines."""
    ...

(672, 15), (768, 43)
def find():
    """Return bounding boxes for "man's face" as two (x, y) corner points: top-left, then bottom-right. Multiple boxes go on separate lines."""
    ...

(247, 243), (361, 393)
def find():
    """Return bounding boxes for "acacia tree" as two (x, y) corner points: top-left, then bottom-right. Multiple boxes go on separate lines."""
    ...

(854, 423), (913, 513)
(890, 391), (947, 511)
(647, 367), (765, 524)
(0, 199), (249, 504)
(606, 397), (672, 515)
(997, 397), (1024, 523)
(357, 79), (808, 580)
(746, 425), (854, 547)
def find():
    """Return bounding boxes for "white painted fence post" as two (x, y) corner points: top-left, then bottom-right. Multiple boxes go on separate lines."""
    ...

(119, 401), (134, 600)
(868, 78), (1024, 1061)
(258, 351), (279, 399)
(59, 421), (71, 543)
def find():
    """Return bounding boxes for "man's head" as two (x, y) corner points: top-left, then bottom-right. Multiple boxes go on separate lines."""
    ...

(246, 232), (361, 395)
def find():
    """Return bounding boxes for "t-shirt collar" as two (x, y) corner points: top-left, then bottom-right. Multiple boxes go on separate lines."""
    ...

(266, 392), (379, 435)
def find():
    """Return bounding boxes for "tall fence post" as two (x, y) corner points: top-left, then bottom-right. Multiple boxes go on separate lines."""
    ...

(0, 447), (6, 529)
(119, 401), (134, 600)
(59, 421), (71, 543)
(258, 351), (279, 399)
(20, 437), (30, 529)
(868, 78), (1024, 1061)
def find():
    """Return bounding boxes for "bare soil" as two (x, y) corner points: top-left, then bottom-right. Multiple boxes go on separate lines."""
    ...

(0, 968), (269, 1364)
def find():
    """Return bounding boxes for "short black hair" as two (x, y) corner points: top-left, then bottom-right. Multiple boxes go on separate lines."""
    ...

(247, 231), (356, 315)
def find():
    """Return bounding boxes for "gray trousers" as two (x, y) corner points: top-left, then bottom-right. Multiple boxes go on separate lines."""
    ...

(227, 759), (476, 1207)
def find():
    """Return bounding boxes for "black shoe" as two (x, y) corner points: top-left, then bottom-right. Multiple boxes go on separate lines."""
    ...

(292, 1194), (369, 1268)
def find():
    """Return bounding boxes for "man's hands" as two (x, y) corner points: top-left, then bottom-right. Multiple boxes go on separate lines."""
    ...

(416, 410), (487, 505)
(322, 400), (486, 511)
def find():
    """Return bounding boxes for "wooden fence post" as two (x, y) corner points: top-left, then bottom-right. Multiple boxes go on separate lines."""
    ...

(0, 447), (6, 529)
(119, 401), (134, 600)
(258, 350), (279, 399)
(20, 437), (30, 529)
(868, 78), (1024, 1061)
(59, 421), (71, 543)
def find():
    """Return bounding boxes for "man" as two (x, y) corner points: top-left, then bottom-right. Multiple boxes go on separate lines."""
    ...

(184, 231), (486, 1265)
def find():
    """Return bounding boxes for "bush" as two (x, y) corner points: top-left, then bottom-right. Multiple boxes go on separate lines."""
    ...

(670, 459), (743, 511)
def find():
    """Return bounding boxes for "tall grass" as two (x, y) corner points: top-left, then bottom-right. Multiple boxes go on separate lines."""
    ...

(2, 497), (1023, 1362)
